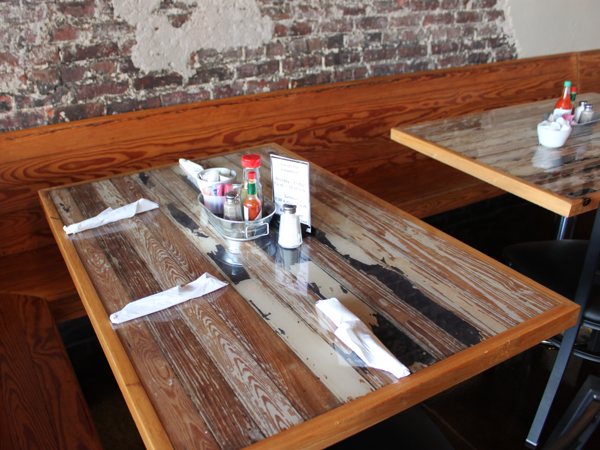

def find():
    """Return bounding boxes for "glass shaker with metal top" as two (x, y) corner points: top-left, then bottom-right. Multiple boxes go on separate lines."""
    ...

(278, 204), (302, 249)
(580, 104), (595, 124)
(223, 191), (243, 221)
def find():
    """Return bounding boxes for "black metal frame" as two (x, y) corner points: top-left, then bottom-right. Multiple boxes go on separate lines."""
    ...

(527, 207), (600, 447)
(543, 375), (600, 450)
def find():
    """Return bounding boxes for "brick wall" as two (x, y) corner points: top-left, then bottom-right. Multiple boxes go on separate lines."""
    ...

(0, 0), (516, 132)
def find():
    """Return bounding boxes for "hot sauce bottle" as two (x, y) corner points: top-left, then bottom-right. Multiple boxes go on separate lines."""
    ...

(553, 80), (573, 117)
(241, 154), (262, 205)
(243, 171), (262, 221)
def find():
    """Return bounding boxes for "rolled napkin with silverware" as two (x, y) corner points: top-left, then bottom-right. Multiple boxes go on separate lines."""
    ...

(315, 297), (411, 379)
(63, 198), (159, 235)
(110, 273), (228, 324)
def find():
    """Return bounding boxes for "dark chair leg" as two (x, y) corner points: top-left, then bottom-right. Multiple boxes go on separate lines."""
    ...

(526, 325), (580, 447)
(527, 207), (600, 448)
(543, 375), (600, 450)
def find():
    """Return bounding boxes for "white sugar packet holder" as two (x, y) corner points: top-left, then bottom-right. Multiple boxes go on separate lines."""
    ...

(316, 297), (410, 379)
(110, 273), (228, 324)
(63, 198), (159, 235)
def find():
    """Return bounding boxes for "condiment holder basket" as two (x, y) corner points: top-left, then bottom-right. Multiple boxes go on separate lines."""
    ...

(198, 194), (276, 241)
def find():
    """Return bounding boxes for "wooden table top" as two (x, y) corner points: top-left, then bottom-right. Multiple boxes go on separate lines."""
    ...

(391, 93), (600, 217)
(39, 144), (578, 450)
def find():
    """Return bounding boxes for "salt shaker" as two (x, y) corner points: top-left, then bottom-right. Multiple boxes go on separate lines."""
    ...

(580, 104), (595, 124)
(574, 100), (588, 123)
(278, 204), (302, 249)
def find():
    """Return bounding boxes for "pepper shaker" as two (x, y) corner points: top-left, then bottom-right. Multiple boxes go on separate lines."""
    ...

(222, 191), (243, 221)
(580, 104), (595, 124)
(278, 204), (302, 249)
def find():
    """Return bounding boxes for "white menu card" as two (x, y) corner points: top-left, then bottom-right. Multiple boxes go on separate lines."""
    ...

(270, 154), (311, 231)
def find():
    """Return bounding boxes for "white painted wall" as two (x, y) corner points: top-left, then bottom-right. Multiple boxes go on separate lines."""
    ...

(504, 0), (600, 58)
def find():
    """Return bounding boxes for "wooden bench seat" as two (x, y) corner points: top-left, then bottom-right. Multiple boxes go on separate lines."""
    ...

(0, 293), (101, 450)
(0, 246), (82, 323)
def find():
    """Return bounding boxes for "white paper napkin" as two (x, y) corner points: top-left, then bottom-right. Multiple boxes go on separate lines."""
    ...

(316, 298), (410, 378)
(110, 273), (228, 324)
(63, 198), (159, 235)
(179, 158), (204, 190)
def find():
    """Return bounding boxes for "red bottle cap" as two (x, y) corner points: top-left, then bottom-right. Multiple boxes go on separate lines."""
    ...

(241, 154), (261, 168)
(247, 171), (256, 180)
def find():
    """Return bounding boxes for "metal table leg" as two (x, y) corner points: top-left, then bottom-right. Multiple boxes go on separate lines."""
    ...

(556, 216), (576, 240)
(526, 207), (600, 448)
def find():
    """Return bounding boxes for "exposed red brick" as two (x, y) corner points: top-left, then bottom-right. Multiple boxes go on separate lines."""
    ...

(473, 0), (497, 8)
(59, 1), (95, 18)
(1, 110), (46, 131)
(212, 81), (245, 98)
(411, 0), (441, 11)
(168, 13), (191, 28)
(467, 52), (490, 64)
(363, 47), (398, 62)
(423, 12), (454, 26)
(274, 24), (288, 37)
(188, 67), (233, 85)
(245, 47), (265, 59)
(245, 79), (289, 95)
(51, 24), (79, 42)
(432, 41), (460, 54)
(327, 34), (344, 49)
(343, 7), (366, 15)
(29, 46), (61, 65)
(357, 16), (388, 30)
(262, 6), (292, 21)
(133, 73), (183, 90)
(398, 42), (428, 58)
(91, 60), (117, 75)
(53, 102), (105, 123)
(75, 81), (129, 101)
(457, 11), (482, 23)
(160, 90), (211, 106)
(31, 68), (59, 84)
(390, 15), (422, 27)
(62, 43), (120, 63)
(283, 55), (322, 72)
(266, 42), (285, 57)
(0, 95), (13, 112)
(0, 51), (18, 66)
(2, 0), (517, 133)
(320, 19), (353, 33)
(290, 22), (312, 36)
(290, 71), (332, 89)
(306, 38), (323, 53)
(107, 97), (161, 115)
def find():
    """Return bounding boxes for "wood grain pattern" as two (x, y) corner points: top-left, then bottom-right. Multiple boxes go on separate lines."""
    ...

(0, 293), (101, 450)
(3, 51), (597, 258)
(39, 144), (579, 449)
(391, 93), (600, 217)
(579, 50), (600, 94)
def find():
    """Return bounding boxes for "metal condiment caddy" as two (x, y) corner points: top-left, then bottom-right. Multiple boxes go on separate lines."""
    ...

(198, 193), (276, 241)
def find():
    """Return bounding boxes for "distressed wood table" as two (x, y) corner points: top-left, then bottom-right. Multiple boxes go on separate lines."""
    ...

(391, 95), (600, 447)
(391, 92), (600, 221)
(39, 144), (578, 450)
